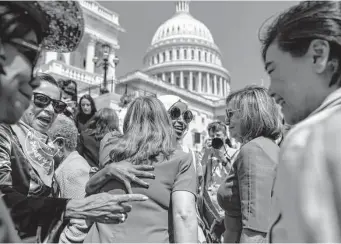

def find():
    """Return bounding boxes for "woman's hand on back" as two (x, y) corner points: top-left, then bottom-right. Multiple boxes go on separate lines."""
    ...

(86, 160), (155, 195)
(65, 192), (148, 224)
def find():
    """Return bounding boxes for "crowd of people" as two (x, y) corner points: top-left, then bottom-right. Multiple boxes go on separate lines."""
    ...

(1, 0), (341, 243)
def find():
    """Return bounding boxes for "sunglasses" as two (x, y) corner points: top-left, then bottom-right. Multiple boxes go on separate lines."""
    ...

(169, 106), (193, 124)
(33, 92), (67, 114)
(9, 38), (41, 66)
(225, 108), (240, 125)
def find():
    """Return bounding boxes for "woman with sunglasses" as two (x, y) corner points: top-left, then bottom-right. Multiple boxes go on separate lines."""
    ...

(85, 96), (198, 243)
(158, 95), (207, 242)
(216, 86), (282, 243)
(0, 2), (152, 242)
(0, 73), (149, 241)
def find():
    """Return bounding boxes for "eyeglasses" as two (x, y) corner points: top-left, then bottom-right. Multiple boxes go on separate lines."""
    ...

(33, 92), (67, 114)
(169, 106), (193, 124)
(9, 38), (42, 66)
(225, 108), (240, 125)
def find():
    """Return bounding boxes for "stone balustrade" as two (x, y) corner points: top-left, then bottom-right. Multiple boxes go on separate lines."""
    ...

(79, 0), (119, 26)
(38, 60), (103, 85)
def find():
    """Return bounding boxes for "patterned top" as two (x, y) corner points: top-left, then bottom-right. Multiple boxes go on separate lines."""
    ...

(55, 151), (91, 243)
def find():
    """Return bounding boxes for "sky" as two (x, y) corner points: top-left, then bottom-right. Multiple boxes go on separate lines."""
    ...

(99, 1), (298, 91)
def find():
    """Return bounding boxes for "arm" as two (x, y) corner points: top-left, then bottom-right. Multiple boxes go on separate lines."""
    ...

(172, 153), (198, 243)
(237, 142), (276, 243)
(172, 191), (198, 243)
(86, 161), (155, 195)
(56, 159), (91, 243)
(86, 132), (155, 195)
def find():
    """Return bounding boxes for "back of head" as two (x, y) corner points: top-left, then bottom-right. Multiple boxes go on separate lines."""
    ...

(89, 108), (119, 140)
(110, 96), (175, 164)
(226, 85), (283, 142)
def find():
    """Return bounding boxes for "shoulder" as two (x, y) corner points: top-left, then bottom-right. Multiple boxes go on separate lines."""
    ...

(100, 131), (121, 150)
(166, 149), (193, 168)
(237, 137), (279, 165)
(64, 152), (90, 172)
(240, 137), (278, 155)
(172, 149), (192, 161)
(0, 124), (13, 147)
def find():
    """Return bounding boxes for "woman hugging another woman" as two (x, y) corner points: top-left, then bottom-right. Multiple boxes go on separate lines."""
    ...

(85, 96), (198, 243)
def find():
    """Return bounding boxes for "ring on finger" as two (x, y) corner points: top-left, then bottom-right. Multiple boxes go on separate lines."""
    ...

(119, 213), (127, 222)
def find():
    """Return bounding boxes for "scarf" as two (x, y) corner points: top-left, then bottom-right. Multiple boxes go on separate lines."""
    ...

(11, 120), (56, 187)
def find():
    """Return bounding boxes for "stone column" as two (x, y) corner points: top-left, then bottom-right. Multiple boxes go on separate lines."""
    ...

(173, 48), (176, 60)
(86, 36), (96, 73)
(189, 71), (193, 91)
(171, 72), (175, 85)
(198, 72), (202, 93)
(166, 50), (170, 62)
(107, 49), (118, 93)
(180, 48), (184, 60)
(45, 52), (58, 63)
(162, 73), (166, 81)
(214, 75), (218, 96)
(226, 80), (230, 96)
(224, 80), (228, 96)
(219, 77), (223, 97)
(195, 49), (199, 61)
(206, 73), (211, 94)
(63, 53), (71, 65)
(180, 71), (184, 88)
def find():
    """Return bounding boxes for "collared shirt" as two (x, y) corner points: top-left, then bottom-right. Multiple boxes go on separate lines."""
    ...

(270, 88), (341, 242)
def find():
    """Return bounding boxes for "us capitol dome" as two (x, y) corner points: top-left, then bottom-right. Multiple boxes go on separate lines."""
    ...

(115, 1), (231, 150)
(143, 1), (230, 100)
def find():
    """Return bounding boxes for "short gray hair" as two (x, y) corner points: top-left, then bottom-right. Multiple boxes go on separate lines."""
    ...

(49, 114), (78, 151)
(226, 85), (282, 142)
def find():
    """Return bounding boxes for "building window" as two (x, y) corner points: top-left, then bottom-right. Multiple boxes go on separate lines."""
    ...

(169, 50), (173, 61)
(191, 50), (195, 60)
(156, 55), (160, 64)
(163, 52), (166, 62)
(199, 51), (201, 61)
(202, 117), (205, 124)
(176, 49), (180, 60)
(205, 52), (207, 62)
(210, 53), (213, 63)
(184, 49), (187, 59)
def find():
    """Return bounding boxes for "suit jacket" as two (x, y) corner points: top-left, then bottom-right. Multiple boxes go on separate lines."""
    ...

(270, 88), (341, 242)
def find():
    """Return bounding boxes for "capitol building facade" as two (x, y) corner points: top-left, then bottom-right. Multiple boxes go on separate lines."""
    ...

(37, 0), (231, 151)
